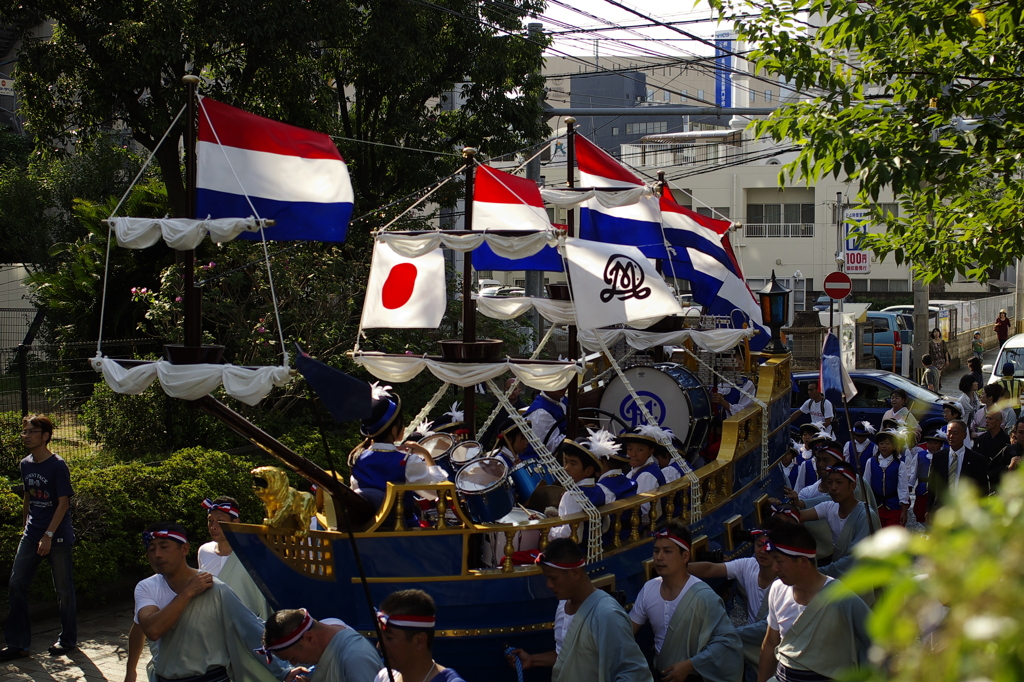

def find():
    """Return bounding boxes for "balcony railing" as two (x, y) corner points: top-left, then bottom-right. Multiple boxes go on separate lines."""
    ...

(745, 223), (815, 238)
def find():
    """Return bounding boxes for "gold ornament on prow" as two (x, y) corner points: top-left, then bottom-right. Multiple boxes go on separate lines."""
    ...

(251, 466), (317, 538)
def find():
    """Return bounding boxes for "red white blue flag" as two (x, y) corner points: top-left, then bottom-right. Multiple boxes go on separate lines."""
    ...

(472, 164), (562, 271)
(576, 134), (665, 259)
(197, 98), (353, 242)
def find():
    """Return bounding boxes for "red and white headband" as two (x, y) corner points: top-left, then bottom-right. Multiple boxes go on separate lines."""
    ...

(654, 528), (690, 552)
(142, 529), (187, 547)
(825, 465), (858, 484)
(201, 498), (240, 519)
(255, 609), (313, 662)
(535, 552), (585, 570)
(765, 540), (817, 559)
(377, 610), (436, 630)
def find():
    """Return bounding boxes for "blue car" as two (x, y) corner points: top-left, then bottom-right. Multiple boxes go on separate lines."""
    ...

(792, 369), (948, 442)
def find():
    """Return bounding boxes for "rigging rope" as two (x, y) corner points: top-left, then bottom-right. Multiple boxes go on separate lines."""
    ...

(97, 103), (188, 356)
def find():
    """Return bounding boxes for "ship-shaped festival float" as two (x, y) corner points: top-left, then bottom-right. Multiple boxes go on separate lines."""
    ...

(89, 77), (792, 678)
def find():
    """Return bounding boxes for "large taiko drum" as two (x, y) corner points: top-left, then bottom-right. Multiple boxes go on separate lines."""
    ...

(455, 457), (515, 524)
(598, 364), (712, 449)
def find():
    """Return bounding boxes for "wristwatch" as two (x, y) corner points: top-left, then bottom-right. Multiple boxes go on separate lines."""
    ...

(44, 531), (54, 538)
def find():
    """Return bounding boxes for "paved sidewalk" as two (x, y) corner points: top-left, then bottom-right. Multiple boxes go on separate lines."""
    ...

(1, 598), (148, 681)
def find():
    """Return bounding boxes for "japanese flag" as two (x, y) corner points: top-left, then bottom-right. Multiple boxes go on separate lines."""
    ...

(360, 242), (446, 329)
(563, 237), (684, 331)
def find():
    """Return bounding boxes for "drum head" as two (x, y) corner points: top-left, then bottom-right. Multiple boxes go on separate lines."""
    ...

(456, 457), (509, 494)
(450, 441), (483, 466)
(599, 365), (694, 441)
(420, 433), (454, 462)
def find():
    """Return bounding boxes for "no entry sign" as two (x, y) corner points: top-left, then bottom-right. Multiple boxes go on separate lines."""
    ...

(823, 271), (852, 299)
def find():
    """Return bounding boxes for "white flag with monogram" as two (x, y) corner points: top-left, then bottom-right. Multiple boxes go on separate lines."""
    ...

(563, 237), (684, 330)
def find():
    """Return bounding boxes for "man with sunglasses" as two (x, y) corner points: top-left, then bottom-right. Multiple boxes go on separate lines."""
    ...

(1, 414), (77, 661)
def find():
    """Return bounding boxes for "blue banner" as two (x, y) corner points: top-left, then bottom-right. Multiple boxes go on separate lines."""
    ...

(715, 32), (734, 108)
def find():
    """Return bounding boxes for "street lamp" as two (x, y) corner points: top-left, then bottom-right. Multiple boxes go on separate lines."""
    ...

(758, 270), (791, 355)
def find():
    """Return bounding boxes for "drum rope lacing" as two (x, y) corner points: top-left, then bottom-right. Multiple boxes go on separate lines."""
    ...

(595, 335), (703, 521)
(402, 381), (454, 442)
(477, 322), (559, 439)
(486, 378), (603, 563)
(678, 345), (771, 481)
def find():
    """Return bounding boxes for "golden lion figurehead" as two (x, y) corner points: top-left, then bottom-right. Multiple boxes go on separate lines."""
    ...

(251, 466), (316, 538)
(252, 466), (290, 505)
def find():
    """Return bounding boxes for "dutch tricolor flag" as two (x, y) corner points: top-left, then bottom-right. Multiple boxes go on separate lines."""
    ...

(197, 98), (353, 242)
(576, 134), (665, 259)
(471, 164), (563, 271)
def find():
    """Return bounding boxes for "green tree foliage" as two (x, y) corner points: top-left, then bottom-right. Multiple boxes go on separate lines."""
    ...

(67, 446), (265, 599)
(709, 0), (1024, 281)
(25, 179), (172, 343)
(5, 0), (548, 231)
(842, 471), (1024, 680)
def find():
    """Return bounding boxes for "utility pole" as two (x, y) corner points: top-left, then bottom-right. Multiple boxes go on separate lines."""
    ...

(523, 22), (546, 346)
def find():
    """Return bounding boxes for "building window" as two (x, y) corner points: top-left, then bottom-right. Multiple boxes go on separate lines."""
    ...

(696, 207), (731, 220)
(870, 279), (889, 292)
(765, 90), (773, 102)
(664, 91), (671, 102)
(681, 89), (688, 100)
(852, 279), (869, 292)
(625, 121), (668, 135)
(477, 270), (493, 279)
(646, 89), (654, 102)
(888, 279), (909, 292)
(745, 203), (815, 237)
(697, 89), (705, 101)
(612, 127), (619, 136)
(749, 89), (755, 102)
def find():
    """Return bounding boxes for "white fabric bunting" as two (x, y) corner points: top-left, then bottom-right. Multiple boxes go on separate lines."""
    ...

(474, 296), (575, 325)
(378, 231), (556, 259)
(352, 353), (581, 390)
(540, 186), (650, 209)
(107, 217), (264, 250)
(578, 327), (756, 353)
(91, 356), (291, 406)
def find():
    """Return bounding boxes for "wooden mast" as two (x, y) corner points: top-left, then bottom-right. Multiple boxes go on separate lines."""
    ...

(461, 147), (478, 438)
(565, 118), (579, 438)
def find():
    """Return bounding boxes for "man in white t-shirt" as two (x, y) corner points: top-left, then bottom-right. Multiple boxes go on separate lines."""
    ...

(759, 523), (870, 682)
(788, 382), (835, 438)
(257, 608), (381, 682)
(630, 521), (742, 682)
(507, 538), (651, 682)
(133, 522), (288, 682)
(798, 462), (878, 578)
(689, 524), (779, 680)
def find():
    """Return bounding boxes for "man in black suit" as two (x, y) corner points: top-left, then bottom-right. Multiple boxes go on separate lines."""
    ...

(928, 419), (988, 515)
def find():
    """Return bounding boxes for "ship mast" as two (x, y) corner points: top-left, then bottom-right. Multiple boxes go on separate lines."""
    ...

(461, 147), (477, 438)
(565, 117), (579, 438)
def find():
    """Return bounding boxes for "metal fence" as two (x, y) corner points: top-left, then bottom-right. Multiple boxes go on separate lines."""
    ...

(0, 334), (163, 461)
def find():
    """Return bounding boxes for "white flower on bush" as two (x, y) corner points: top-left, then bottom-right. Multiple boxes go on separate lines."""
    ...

(963, 615), (1016, 641)
(853, 525), (910, 559)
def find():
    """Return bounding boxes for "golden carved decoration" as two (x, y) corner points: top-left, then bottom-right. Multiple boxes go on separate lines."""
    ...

(255, 528), (335, 581)
(251, 466), (316, 539)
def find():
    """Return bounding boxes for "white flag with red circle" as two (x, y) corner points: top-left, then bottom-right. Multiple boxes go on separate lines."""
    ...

(360, 242), (446, 329)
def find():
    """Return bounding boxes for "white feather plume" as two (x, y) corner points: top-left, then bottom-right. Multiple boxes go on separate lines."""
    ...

(857, 421), (876, 434)
(814, 429), (832, 441)
(413, 420), (435, 436)
(635, 423), (671, 444)
(369, 381), (393, 401)
(443, 401), (464, 422)
(585, 428), (622, 460)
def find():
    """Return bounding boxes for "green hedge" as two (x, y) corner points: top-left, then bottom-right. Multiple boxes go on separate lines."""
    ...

(4, 446), (268, 602)
(79, 382), (241, 460)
